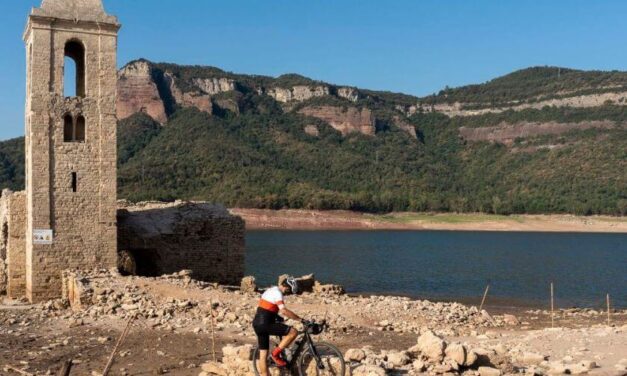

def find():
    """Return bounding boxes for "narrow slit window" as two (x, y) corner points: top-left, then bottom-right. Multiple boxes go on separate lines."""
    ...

(71, 172), (77, 192)
(64, 40), (85, 98)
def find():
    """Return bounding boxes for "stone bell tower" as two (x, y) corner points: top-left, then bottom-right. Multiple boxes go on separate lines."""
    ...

(23, 0), (120, 302)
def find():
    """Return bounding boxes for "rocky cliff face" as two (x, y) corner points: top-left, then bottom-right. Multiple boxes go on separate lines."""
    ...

(115, 61), (419, 138)
(393, 116), (417, 139)
(337, 87), (360, 102)
(192, 77), (236, 95)
(116, 61), (168, 124)
(164, 73), (214, 115)
(459, 121), (617, 145)
(267, 85), (330, 103)
(298, 106), (376, 136)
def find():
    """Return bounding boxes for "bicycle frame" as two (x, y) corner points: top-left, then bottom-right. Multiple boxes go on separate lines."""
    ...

(279, 328), (326, 370)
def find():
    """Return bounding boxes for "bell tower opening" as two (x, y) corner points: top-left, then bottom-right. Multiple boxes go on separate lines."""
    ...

(64, 40), (85, 98)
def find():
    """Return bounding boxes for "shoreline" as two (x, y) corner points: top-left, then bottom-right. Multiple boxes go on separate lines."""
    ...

(230, 208), (627, 233)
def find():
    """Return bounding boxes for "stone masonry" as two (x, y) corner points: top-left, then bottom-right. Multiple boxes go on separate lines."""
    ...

(1, 1), (247, 302)
(0, 190), (27, 299)
(23, 0), (120, 302)
(117, 201), (245, 286)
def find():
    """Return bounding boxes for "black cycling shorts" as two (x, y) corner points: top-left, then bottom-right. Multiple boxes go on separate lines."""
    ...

(253, 319), (291, 350)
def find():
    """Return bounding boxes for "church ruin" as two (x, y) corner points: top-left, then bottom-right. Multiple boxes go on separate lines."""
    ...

(0, 0), (245, 303)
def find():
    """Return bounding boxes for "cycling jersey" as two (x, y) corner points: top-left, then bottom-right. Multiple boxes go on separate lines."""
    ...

(257, 286), (285, 315)
(253, 286), (291, 350)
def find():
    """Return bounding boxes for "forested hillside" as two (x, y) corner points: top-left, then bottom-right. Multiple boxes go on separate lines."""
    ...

(0, 63), (625, 215)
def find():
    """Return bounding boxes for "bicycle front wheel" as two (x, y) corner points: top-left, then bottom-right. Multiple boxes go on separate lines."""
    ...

(298, 342), (346, 376)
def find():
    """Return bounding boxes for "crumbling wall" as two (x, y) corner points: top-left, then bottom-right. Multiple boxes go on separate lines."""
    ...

(62, 270), (94, 311)
(7, 191), (27, 298)
(0, 190), (27, 298)
(117, 201), (245, 285)
(0, 190), (10, 295)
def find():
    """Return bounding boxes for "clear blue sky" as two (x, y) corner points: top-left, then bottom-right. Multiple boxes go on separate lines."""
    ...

(1, 0), (627, 140)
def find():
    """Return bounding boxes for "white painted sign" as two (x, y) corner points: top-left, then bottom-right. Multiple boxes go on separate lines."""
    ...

(33, 229), (53, 245)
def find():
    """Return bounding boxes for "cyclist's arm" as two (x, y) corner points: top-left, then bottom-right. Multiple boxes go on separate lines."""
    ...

(279, 307), (302, 322)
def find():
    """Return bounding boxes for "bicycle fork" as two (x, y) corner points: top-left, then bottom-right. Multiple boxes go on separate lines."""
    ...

(307, 338), (326, 370)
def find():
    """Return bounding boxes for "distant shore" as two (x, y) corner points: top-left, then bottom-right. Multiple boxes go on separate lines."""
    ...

(230, 208), (627, 233)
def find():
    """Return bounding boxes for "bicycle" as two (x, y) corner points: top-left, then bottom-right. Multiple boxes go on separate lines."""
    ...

(252, 320), (346, 376)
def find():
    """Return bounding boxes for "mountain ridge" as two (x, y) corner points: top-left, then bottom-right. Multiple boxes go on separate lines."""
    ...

(1, 61), (625, 216)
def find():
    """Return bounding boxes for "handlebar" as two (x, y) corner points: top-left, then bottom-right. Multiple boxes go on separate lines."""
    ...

(301, 319), (327, 335)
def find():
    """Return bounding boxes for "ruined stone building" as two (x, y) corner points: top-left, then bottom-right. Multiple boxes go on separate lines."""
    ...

(0, 0), (245, 303)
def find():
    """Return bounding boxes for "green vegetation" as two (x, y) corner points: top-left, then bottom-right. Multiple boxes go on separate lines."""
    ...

(0, 137), (24, 192)
(454, 104), (627, 128)
(423, 66), (627, 106)
(0, 64), (624, 216)
(117, 109), (626, 216)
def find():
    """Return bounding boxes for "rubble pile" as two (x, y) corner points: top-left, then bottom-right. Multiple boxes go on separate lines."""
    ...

(327, 294), (500, 335)
(344, 329), (512, 376)
(2, 269), (624, 375)
(197, 330), (514, 376)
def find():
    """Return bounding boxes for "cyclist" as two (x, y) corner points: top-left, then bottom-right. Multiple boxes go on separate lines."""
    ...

(252, 276), (305, 373)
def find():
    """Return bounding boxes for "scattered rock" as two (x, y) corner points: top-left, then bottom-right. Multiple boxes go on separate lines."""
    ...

(240, 276), (257, 294)
(416, 330), (446, 362)
(345, 348), (367, 362)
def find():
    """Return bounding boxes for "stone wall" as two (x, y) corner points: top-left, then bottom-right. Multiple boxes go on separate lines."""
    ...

(0, 190), (27, 298)
(117, 201), (245, 285)
(24, 0), (120, 302)
(7, 192), (26, 298)
(0, 190), (10, 295)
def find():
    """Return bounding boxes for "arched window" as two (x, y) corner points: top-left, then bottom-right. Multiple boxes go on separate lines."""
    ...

(63, 114), (74, 142)
(63, 114), (86, 143)
(75, 115), (85, 141)
(64, 40), (85, 98)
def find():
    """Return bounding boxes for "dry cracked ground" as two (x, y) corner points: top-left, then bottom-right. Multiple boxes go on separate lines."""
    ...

(0, 271), (625, 376)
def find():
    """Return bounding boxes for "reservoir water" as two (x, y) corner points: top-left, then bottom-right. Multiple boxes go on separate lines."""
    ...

(246, 230), (627, 308)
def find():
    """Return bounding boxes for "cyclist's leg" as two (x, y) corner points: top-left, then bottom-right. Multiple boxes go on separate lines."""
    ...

(278, 327), (298, 349)
(254, 325), (271, 375)
(268, 323), (298, 350)
(258, 349), (269, 376)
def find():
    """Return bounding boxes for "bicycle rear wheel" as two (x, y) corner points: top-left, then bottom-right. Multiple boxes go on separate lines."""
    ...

(297, 342), (346, 376)
(252, 345), (291, 376)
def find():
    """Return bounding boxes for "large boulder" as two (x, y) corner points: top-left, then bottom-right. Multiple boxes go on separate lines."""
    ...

(445, 343), (467, 365)
(416, 330), (446, 362)
(386, 351), (410, 367)
(345, 348), (367, 362)
(465, 350), (479, 367)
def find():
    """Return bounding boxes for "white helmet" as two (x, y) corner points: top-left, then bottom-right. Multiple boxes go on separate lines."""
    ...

(284, 276), (299, 294)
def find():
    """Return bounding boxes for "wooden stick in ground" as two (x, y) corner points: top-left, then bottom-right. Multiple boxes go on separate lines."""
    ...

(57, 360), (73, 376)
(102, 314), (136, 376)
(209, 301), (217, 362)
(479, 284), (490, 312)
(4, 365), (34, 376)
(550, 282), (555, 328)
(607, 294), (611, 326)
